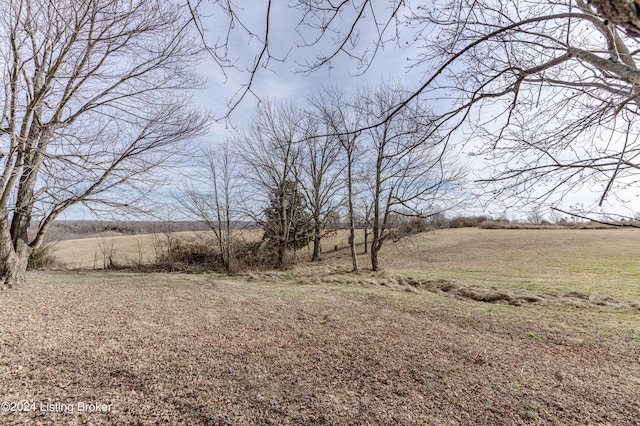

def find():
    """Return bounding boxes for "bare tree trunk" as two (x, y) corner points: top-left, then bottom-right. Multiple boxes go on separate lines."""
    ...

(278, 187), (288, 269)
(371, 125), (384, 272)
(311, 223), (322, 261)
(347, 150), (358, 272)
(0, 249), (27, 289)
(363, 227), (368, 254)
(2, 158), (41, 286)
(0, 213), (28, 288)
(277, 245), (285, 268)
(223, 200), (232, 270)
(370, 223), (380, 272)
(370, 245), (379, 272)
(0, 225), (24, 289)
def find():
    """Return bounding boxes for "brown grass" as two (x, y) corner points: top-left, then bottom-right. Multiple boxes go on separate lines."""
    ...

(380, 228), (640, 302)
(2, 228), (639, 424)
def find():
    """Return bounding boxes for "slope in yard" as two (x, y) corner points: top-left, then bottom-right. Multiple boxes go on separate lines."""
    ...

(1, 228), (639, 424)
(0, 271), (637, 424)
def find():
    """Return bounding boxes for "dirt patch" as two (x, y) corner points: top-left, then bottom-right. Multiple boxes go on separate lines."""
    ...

(405, 278), (543, 306)
(403, 278), (640, 311)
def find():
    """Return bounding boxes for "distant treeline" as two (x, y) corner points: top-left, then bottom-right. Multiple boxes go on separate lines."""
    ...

(430, 215), (614, 230)
(30, 221), (213, 242)
(36, 214), (614, 244)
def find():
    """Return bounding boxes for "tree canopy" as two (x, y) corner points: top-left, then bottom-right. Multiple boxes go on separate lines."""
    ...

(0, 0), (207, 287)
(198, 0), (640, 223)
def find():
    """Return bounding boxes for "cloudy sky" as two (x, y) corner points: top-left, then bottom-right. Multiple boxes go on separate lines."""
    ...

(63, 1), (633, 222)
(127, 1), (615, 223)
(64, 2), (439, 221)
(193, 1), (427, 130)
(188, 2), (582, 221)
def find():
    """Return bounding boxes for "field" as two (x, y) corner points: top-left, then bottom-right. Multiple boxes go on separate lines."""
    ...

(1, 228), (639, 424)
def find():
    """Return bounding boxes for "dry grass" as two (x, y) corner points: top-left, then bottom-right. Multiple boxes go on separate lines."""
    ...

(3, 228), (639, 424)
(379, 228), (640, 302)
(54, 229), (369, 270)
(56, 227), (640, 300)
(54, 230), (260, 269)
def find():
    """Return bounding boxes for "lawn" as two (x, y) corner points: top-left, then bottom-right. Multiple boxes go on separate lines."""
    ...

(1, 228), (639, 424)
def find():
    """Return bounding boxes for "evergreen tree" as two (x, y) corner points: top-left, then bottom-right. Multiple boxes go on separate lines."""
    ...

(263, 180), (312, 266)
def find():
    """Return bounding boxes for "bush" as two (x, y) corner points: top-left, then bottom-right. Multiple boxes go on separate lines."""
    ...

(397, 218), (431, 236)
(139, 228), (295, 273)
(447, 216), (489, 228)
(28, 243), (57, 270)
(478, 219), (501, 229)
(232, 240), (295, 271)
(151, 236), (277, 273)
(153, 237), (222, 272)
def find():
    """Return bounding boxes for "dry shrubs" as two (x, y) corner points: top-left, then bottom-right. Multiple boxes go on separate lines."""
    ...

(431, 215), (614, 229)
(27, 242), (58, 270)
(232, 241), (304, 271)
(396, 218), (432, 236)
(478, 220), (614, 230)
(151, 236), (235, 272)
(155, 238), (218, 270)
(150, 237), (291, 273)
(446, 216), (490, 228)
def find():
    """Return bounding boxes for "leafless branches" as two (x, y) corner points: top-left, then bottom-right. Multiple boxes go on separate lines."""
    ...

(179, 144), (239, 271)
(395, 0), (640, 221)
(0, 0), (208, 286)
(354, 83), (465, 270)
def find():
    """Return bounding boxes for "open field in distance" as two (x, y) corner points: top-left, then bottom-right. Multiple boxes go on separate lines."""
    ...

(54, 227), (640, 303)
(1, 228), (639, 424)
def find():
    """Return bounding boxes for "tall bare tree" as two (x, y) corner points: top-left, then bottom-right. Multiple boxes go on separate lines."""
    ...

(308, 88), (363, 272)
(234, 100), (307, 268)
(354, 180), (374, 255)
(298, 114), (344, 261)
(179, 143), (238, 271)
(355, 84), (465, 271)
(0, 0), (208, 287)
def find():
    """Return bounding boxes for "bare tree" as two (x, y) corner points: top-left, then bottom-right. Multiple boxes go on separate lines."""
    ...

(197, 0), (640, 223)
(179, 143), (238, 271)
(407, 0), (640, 222)
(0, 0), (208, 287)
(355, 191), (374, 255)
(234, 100), (308, 268)
(526, 207), (547, 226)
(308, 88), (363, 272)
(355, 84), (465, 271)
(298, 114), (344, 261)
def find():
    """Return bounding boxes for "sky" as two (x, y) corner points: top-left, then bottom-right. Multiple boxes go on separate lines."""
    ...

(66, 0), (639, 223)
(195, 0), (426, 135)
(186, 1), (585, 222)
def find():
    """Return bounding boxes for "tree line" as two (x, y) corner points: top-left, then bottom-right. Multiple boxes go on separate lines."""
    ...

(2, 0), (639, 287)
(180, 84), (465, 272)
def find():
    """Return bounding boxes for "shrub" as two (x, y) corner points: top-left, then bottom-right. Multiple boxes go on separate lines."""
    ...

(28, 243), (57, 270)
(397, 218), (431, 236)
(447, 215), (489, 228)
(153, 237), (221, 272)
(232, 240), (294, 271)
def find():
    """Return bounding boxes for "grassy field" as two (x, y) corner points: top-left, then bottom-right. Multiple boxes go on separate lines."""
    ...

(1, 228), (639, 424)
(51, 228), (368, 269)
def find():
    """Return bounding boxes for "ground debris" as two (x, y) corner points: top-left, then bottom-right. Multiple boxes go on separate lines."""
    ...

(1, 271), (638, 425)
(403, 277), (638, 311)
